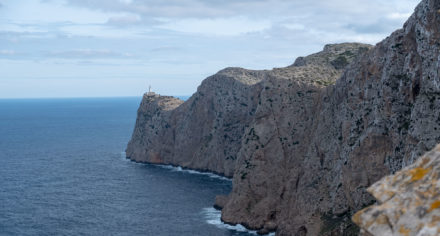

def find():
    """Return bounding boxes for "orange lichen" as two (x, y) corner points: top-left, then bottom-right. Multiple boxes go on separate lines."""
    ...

(369, 214), (391, 228)
(428, 200), (440, 213)
(431, 215), (440, 224)
(398, 225), (411, 236)
(408, 167), (431, 182)
(352, 208), (367, 225)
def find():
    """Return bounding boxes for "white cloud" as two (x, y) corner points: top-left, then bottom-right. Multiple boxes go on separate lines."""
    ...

(59, 24), (149, 38)
(158, 17), (271, 36)
(47, 49), (132, 58)
(107, 14), (141, 26)
(0, 49), (16, 55)
(3, 0), (110, 24)
(281, 23), (306, 31)
(387, 12), (413, 20)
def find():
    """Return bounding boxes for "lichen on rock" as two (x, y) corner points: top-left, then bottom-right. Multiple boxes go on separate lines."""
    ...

(353, 144), (440, 236)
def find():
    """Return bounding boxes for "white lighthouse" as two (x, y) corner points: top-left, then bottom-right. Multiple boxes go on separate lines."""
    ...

(147, 85), (156, 96)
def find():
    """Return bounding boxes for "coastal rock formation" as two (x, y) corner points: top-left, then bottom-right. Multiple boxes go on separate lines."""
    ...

(353, 144), (440, 236)
(126, 43), (368, 177)
(127, 68), (265, 177)
(126, 93), (184, 164)
(127, 0), (440, 234)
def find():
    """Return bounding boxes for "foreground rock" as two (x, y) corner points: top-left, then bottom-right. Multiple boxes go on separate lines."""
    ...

(353, 144), (440, 235)
(127, 0), (440, 234)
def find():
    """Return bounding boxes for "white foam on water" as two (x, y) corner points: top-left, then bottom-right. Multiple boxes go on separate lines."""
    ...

(121, 153), (232, 181)
(158, 164), (232, 181)
(201, 207), (275, 236)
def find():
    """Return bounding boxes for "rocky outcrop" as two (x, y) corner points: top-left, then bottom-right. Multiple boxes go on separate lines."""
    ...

(127, 0), (440, 234)
(353, 144), (440, 236)
(126, 68), (265, 177)
(127, 93), (184, 164)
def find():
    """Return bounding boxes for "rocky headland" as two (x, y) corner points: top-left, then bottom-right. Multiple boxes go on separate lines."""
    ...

(126, 0), (440, 234)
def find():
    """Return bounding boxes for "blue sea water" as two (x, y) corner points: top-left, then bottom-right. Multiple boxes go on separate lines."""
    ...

(0, 97), (257, 236)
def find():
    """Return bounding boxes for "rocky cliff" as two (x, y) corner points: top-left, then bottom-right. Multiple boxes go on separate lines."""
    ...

(126, 43), (369, 177)
(127, 0), (440, 234)
(353, 144), (440, 236)
(126, 68), (266, 177)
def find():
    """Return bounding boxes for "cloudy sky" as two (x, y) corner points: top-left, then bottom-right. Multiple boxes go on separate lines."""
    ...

(0, 0), (420, 98)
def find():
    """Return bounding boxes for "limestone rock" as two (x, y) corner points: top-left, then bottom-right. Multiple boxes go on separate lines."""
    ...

(126, 43), (367, 178)
(126, 93), (184, 164)
(126, 68), (265, 177)
(353, 144), (440, 236)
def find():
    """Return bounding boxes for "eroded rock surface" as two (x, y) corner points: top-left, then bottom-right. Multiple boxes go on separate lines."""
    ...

(353, 144), (440, 236)
(222, 0), (440, 234)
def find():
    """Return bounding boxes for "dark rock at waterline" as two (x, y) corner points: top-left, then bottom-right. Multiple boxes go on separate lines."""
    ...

(214, 195), (228, 210)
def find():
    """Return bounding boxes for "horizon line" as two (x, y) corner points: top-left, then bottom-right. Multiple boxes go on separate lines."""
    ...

(0, 95), (192, 100)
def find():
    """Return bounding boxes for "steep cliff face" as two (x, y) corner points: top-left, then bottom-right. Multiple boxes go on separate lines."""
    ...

(126, 69), (265, 177)
(127, 0), (440, 235)
(126, 43), (369, 177)
(127, 94), (184, 164)
(353, 144), (440, 236)
(222, 0), (440, 235)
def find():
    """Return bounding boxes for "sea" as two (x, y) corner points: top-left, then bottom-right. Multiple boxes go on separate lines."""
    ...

(0, 97), (263, 236)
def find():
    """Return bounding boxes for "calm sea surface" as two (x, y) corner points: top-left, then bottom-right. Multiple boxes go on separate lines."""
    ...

(0, 97), (255, 236)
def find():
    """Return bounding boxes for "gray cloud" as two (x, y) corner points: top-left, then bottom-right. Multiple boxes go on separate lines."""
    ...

(150, 46), (182, 53)
(346, 23), (394, 34)
(0, 0), (423, 98)
(106, 15), (141, 26)
(60, 0), (420, 39)
(64, 0), (419, 19)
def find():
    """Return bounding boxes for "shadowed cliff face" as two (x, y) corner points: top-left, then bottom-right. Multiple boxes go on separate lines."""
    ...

(126, 0), (440, 234)
(222, 0), (440, 235)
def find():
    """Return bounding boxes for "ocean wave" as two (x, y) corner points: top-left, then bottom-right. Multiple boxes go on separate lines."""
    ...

(120, 151), (127, 159)
(158, 165), (232, 181)
(121, 151), (231, 181)
(201, 207), (275, 236)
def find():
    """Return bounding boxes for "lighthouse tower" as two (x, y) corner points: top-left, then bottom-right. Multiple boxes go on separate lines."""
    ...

(147, 85), (156, 96)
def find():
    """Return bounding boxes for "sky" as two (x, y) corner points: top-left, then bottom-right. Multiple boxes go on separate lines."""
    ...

(0, 0), (421, 98)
